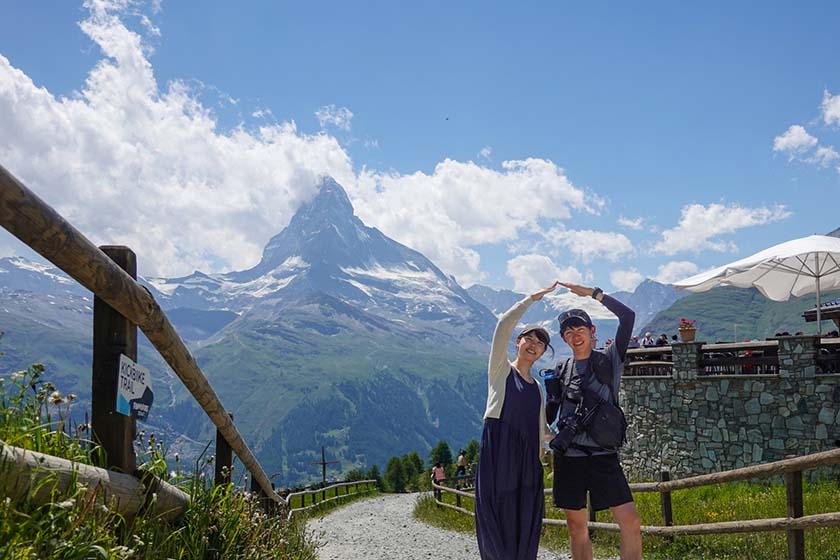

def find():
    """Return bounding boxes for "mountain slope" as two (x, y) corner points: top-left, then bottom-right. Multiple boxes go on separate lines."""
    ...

(644, 286), (840, 342)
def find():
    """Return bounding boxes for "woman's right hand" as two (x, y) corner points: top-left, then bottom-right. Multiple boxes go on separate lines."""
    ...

(530, 281), (560, 301)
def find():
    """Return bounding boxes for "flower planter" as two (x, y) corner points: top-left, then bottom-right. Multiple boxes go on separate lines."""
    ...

(679, 328), (697, 343)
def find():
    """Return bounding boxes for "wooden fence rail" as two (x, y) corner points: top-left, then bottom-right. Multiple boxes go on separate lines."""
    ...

(283, 479), (376, 521)
(0, 163), (280, 511)
(432, 447), (840, 560)
(0, 441), (189, 521)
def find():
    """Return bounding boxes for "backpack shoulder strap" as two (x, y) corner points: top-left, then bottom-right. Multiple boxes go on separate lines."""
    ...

(591, 351), (619, 405)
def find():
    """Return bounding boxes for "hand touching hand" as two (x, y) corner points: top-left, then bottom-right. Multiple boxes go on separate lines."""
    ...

(559, 282), (594, 298)
(530, 281), (561, 302)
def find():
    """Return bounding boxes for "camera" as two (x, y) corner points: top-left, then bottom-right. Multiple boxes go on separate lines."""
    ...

(549, 414), (582, 454)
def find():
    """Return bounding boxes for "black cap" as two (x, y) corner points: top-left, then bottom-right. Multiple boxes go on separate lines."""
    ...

(517, 324), (551, 346)
(558, 308), (593, 335)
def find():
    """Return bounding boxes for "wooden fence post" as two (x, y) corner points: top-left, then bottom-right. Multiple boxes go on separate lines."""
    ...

(251, 473), (271, 513)
(214, 413), (234, 486)
(91, 246), (136, 473)
(785, 471), (805, 560)
(660, 470), (674, 542)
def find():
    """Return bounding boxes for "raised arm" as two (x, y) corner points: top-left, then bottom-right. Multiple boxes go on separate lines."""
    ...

(600, 294), (635, 361)
(488, 281), (560, 382)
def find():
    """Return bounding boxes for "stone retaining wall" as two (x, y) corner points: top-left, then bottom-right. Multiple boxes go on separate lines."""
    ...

(619, 335), (840, 479)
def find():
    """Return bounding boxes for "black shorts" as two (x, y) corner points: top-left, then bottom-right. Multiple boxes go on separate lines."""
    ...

(552, 453), (633, 511)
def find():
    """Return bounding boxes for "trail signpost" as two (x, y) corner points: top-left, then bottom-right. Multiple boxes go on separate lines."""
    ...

(116, 354), (154, 421)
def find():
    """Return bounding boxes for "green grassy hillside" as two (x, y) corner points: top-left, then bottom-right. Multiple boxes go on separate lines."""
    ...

(643, 286), (840, 342)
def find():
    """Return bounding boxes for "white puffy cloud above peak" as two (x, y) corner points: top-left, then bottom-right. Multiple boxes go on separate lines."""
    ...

(610, 268), (644, 291)
(350, 159), (598, 285)
(652, 203), (791, 256)
(653, 260), (700, 285)
(0, 2), (360, 278)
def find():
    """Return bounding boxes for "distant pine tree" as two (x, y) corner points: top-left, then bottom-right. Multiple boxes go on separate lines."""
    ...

(366, 464), (383, 489)
(384, 457), (406, 493)
(430, 440), (453, 475)
(464, 439), (479, 465)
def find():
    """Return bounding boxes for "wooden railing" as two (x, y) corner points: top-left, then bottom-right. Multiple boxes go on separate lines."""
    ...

(817, 338), (840, 374)
(699, 340), (780, 376)
(0, 163), (282, 517)
(625, 338), (840, 377)
(624, 346), (674, 376)
(283, 479), (376, 521)
(432, 448), (840, 560)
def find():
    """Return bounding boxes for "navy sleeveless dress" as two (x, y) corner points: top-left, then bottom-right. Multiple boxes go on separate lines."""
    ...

(475, 367), (544, 559)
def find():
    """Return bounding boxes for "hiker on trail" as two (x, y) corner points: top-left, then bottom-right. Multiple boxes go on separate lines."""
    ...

(456, 450), (468, 477)
(545, 282), (642, 560)
(475, 281), (558, 560)
(431, 462), (445, 484)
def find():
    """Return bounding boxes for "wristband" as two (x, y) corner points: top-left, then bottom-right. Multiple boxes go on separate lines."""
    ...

(591, 287), (603, 300)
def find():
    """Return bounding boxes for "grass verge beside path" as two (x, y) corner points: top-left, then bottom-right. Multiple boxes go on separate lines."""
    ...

(414, 481), (840, 560)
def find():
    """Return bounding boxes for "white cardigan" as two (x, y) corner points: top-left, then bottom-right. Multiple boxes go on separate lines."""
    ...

(483, 295), (550, 456)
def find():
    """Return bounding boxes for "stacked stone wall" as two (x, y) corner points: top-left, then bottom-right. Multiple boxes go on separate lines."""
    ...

(619, 335), (840, 480)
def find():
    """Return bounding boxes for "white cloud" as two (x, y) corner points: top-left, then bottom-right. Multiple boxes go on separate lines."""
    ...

(653, 261), (700, 284)
(0, 1), (601, 287)
(351, 159), (597, 284)
(0, 3), (354, 277)
(505, 254), (583, 294)
(610, 268), (643, 292)
(652, 203), (791, 256)
(821, 90), (840, 127)
(807, 145), (840, 167)
(315, 104), (353, 131)
(773, 125), (818, 156)
(478, 146), (492, 160)
(618, 215), (644, 230)
(542, 227), (635, 263)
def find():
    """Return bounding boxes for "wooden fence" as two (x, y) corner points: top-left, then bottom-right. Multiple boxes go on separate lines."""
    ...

(432, 447), (840, 560)
(625, 338), (840, 377)
(283, 479), (377, 521)
(0, 163), (282, 518)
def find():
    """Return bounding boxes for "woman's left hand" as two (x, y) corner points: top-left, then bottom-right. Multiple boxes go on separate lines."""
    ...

(530, 281), (561, 301)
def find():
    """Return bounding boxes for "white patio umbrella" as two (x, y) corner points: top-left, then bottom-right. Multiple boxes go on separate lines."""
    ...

(672, 235), (840, 334)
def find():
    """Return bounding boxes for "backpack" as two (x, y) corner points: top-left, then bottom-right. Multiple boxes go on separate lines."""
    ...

(544, 352), (627, 450)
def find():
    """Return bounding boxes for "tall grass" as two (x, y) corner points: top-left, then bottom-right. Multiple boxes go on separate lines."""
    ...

(415, 475), (840, 559)
(0, 363), (320, 559)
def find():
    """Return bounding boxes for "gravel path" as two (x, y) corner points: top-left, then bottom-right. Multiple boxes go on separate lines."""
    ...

(309, 492), (572, 560)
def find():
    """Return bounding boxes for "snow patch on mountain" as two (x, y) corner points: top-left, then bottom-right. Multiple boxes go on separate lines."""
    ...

(1, 257), (74, 285)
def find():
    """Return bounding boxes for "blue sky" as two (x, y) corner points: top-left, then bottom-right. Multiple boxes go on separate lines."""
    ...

(1, 0), (839, 294)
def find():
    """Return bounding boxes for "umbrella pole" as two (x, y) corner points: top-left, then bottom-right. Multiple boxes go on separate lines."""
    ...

(815, 253), (822, 335)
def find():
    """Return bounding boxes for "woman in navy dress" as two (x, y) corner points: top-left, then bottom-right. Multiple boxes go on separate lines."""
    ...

(475, 281), (558, 560)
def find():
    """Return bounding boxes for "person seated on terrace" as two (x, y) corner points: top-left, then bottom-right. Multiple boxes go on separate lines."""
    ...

(655, 334), (669, 346)
(628, 335), (640, 349)
(641, 332), (656, 347)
